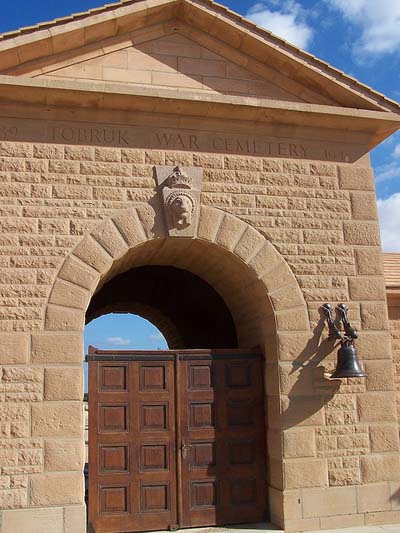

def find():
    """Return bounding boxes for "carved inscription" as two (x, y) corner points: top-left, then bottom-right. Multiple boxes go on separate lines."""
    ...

(50, 126), (129, 145)
(155, 132), (307, 157)
(0, 126), (18, 141)
(154, 133), (350, 162)
(325, 149), (351, 163)
(0, 116), (364, 163)
(156, 133), (200, 150)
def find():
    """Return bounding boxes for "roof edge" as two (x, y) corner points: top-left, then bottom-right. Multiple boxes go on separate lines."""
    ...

(0, 0), (399, 115)
(383, 253), (400, 292)
(0, 75), (399, 143)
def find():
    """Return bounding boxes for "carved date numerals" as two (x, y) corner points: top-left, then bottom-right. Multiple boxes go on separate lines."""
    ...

(0, 126), (18, 140)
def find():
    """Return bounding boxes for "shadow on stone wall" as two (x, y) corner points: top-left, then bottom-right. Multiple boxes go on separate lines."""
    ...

(282, 310), (341, 430)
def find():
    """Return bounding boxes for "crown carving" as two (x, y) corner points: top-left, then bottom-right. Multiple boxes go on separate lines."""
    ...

(167, 166), (193, 189)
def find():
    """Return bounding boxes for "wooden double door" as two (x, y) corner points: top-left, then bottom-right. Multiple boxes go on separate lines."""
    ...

(87, 348), (267, 533)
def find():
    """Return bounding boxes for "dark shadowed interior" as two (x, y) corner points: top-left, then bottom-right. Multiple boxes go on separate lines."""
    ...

(86, 265), (238, 349)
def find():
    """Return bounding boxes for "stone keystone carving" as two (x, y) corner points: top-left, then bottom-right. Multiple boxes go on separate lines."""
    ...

(155, 165), (203, 237)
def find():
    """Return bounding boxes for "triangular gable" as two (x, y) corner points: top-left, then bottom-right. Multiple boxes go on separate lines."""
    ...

(38, 34), (308, 103)
(0, 0), (399, 114)
(8, 27), (323, 104)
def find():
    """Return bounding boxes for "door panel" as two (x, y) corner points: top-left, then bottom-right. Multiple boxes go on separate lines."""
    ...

(179, 358), (217, 527)
(218, 356), (266, 524)
(178, 353), (266, 528)
(88, 348), (266, 532)
(88, 355), (177, 533)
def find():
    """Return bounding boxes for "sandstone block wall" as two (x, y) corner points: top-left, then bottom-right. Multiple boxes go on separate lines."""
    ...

(0, 126), (397, 532)
(389, 298), (400, 424)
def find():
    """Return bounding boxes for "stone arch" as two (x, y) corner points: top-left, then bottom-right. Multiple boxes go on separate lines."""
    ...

(44, 202), (310, 352)
(41, 201), (311, 526)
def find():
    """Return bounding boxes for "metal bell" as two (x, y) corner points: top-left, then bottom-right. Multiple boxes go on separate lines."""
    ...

(330, 343), (367, 379)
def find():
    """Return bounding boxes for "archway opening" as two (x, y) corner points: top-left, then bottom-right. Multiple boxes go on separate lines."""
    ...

(87, 236), (277, 351)
(84, 238), (275, 531)
(86, 265), (238, 350)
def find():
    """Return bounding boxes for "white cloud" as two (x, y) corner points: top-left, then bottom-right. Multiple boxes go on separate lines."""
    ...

(327, 0), (400, 55)
(393, 144), (400, 158)
(377, 193), (400, 252)
(149, 332), (164, 341)
(375, 161), (400, 184)
(246, 1), (313, 49)
(106, 336), (131, 346)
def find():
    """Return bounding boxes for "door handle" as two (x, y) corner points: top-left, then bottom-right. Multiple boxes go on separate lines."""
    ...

(180, 441), (192, 459)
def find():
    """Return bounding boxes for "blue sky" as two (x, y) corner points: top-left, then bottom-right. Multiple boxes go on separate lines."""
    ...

(1, 1), (399, 381)
(1, 0), (399, 249)
(84, 314), (168, 390)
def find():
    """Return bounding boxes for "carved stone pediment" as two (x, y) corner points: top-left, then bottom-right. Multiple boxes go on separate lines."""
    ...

(155, 165), (203, 237)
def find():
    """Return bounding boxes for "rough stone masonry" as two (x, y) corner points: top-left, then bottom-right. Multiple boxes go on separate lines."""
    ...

(0, 0), (399, 532)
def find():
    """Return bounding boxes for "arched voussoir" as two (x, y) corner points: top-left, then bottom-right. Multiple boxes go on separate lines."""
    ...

(90, 218), (129, 260)
(45, 304), (85, 332)
(44, 204), (168, 331)
(248, 240), (285, 278)
(57, 255), (100, 292)
(49, 279), (90, 310)
(233, 225), (266, 264)
(197, 205), (225, 242)
(73, 235), (114, 274)
(44, 234), (114, 331)
(135, 203), (167, 240)
(260, 261), (299, 295)
(112, 206), (152, 247)
(214, 213), (247, 252)
(44, 202), (310, 339)
(269, 283), (305, 313)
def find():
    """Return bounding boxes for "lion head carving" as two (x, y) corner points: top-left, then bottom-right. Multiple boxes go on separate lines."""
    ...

(166, 191), (195, 229)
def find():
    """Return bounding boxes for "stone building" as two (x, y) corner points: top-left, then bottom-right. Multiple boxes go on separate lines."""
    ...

(0, 0), (399, 532)
(385, 254), (400, 443)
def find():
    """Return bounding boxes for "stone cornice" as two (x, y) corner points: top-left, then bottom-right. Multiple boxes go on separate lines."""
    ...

(0, 75), (399, 149)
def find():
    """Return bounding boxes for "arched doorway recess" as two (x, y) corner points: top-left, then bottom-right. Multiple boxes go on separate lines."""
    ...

(86, 265), (238, 350)
(43, 203), (310, 529)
